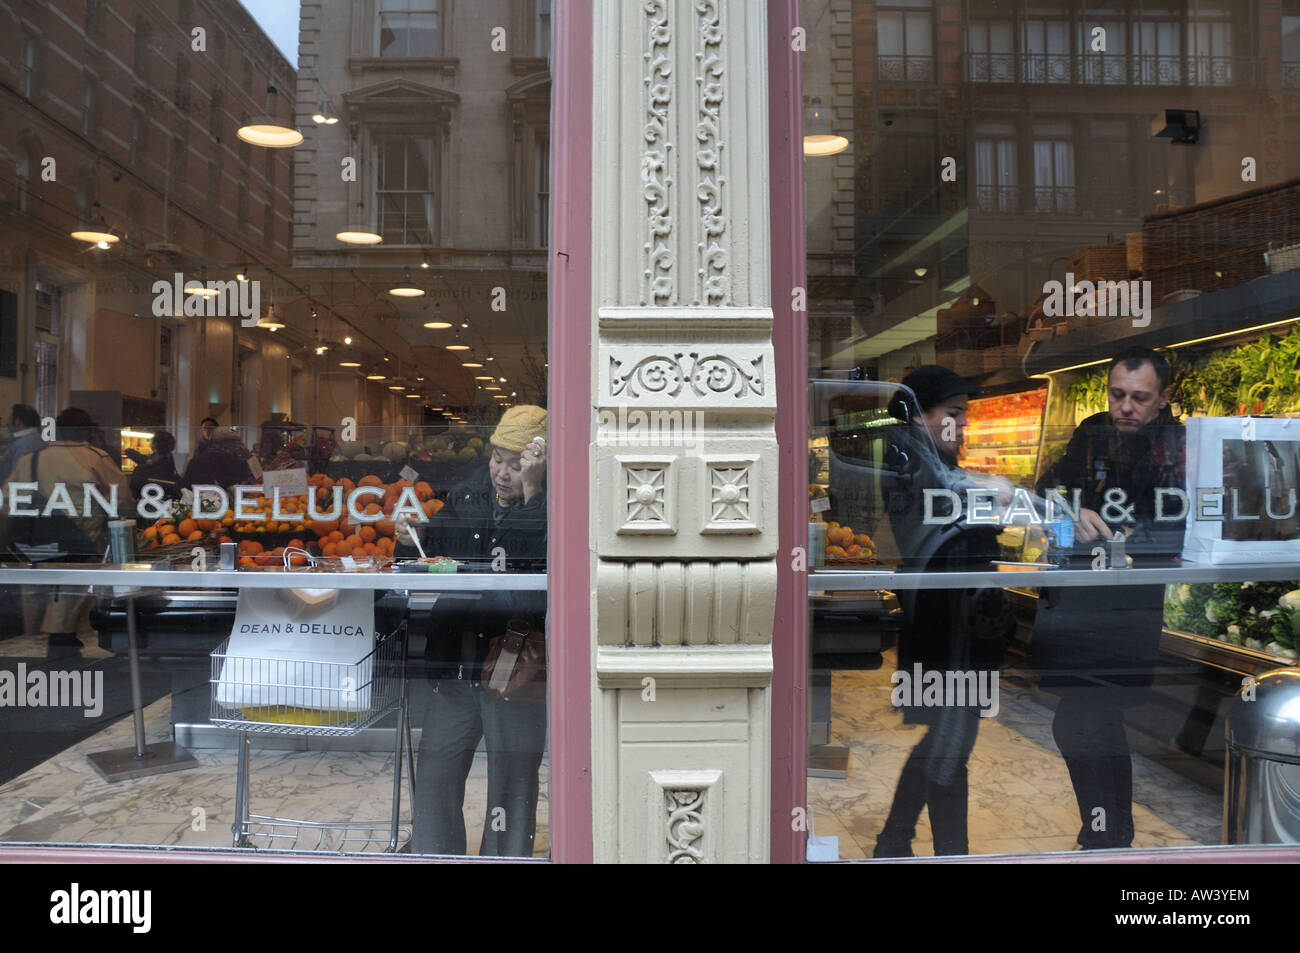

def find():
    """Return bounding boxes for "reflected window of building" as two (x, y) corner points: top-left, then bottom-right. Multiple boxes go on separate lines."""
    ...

(967, 17), (1013, 83)
(879, 115), (938, 215)
(1187, 6), (1234, 86)
(535, 0), (552, 59)
(1023, 13), (1069, 84)
(1032, 122), (1074, 213)
(1286, 11), (1300, 88)
(20, 33), (36, 99)
(1133, 12), (1183, 85)
(377, 0), (440, 58)
(974, 121), (1017, 214)
(878, 2), (933, 83)
(376, 134), (437, 245)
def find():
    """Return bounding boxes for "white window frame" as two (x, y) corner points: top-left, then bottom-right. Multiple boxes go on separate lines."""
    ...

(374, 131), (440, 246)
(376, 0), (441, 58)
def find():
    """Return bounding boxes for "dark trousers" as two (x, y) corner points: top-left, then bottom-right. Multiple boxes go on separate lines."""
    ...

(1051, 691), (1135, 849)
(412, 679), (547, 857)
(875, 710), (980, 857)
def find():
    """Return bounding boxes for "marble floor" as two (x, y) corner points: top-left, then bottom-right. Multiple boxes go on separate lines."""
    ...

(0, 629), (1214, 861)
(0, 626), (549, 858)
(808, 648), (1221, 860)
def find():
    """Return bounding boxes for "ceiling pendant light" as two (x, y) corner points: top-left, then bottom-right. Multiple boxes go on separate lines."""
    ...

(337, 201), (382, 245)
(238, 85), (303, 148)
(258, 304), (285, 332)
(803, 97), (849, 157)
(446, 329), (470, 351)
(188, 266), (220, 298)
(389, 266), (424, 297)
(70, 204), (119, 247)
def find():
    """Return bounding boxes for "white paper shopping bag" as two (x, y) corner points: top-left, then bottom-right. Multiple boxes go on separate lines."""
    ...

(216, 588), (376, 712)
(1182, 416), (1300, 565)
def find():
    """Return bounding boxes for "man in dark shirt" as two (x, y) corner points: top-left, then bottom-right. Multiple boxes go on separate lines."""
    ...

(1033, 346), (1186, 850)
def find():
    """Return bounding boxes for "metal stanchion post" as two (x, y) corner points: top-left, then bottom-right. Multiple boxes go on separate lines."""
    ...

(87, 539), (200, 781)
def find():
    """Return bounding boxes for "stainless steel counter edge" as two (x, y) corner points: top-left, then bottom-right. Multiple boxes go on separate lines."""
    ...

(0, 567), (548, 590)
(809, 563), (1300, 590)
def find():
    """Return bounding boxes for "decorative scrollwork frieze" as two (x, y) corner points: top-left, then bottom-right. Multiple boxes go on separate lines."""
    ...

(643, 0), (674, 305)
(610, 352), (764, 400)
(665, 788), (706, 863)
(694, 0), (727, 306)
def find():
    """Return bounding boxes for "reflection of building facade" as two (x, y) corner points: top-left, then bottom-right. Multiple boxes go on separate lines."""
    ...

(0, 0), (295, 456)
(293, 0), (551, 427)
(802, 0), (1300, 382)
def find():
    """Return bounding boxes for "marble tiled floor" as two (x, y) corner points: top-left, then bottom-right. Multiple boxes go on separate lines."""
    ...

(809, 648), (1221, 860)
(0, 635), (549, 858)
(1, 628), (1214, 861)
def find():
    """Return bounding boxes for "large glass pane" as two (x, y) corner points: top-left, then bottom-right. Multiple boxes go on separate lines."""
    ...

(0, 0), (551, 859)
(802, 0), (1298, 862)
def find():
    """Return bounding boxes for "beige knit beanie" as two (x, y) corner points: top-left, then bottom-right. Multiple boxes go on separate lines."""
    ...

(489, 404), (547, 452)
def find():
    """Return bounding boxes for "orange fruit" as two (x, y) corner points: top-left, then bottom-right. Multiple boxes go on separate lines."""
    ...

(363, 502), (381, 516)
(328, 530), (344, 543)
(363, 542), (377, 557)
(187, 530), (204, 541)
(854, 533), (873, 549)
(322, 542), (337, 557)
(358, 474), (383, 487)
(162, 533), (181, 545)
(143, 525), (158, 540)
(339, 478), (356, 494)
(414, 482), (433, 501)
(245, 541), (263, 556)
(345, 534), (363, 551)
(376, 518), (396, 537)
(359, 525), (376, 543)
(239, 556), (255, 567)
(177, 518), (197, 537)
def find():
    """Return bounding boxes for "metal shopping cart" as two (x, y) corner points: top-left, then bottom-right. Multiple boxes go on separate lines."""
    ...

(209, 620), (415, 852)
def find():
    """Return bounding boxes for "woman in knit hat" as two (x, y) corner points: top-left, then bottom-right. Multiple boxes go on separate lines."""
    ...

(397, 404), (548, 857)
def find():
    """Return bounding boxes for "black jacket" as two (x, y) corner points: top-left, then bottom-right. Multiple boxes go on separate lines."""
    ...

(395, 467), (547, 681)
(1035, 408), (1186, 558)
(882, 423), (1010, 727)
(1031, 408), (1186, 696)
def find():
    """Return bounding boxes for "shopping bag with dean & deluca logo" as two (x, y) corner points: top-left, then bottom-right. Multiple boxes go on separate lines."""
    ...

(216, 588), (376, 718)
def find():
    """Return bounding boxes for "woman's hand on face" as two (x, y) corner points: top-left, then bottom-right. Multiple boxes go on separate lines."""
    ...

(520, 437), (546, 498)
(393, 512), (421, 546)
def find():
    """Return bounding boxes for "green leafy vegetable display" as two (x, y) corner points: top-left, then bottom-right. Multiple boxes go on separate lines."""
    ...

(1165, 582), (1300, 658)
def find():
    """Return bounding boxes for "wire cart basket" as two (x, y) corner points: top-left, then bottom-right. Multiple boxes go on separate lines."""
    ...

(210, 621), (415, 852)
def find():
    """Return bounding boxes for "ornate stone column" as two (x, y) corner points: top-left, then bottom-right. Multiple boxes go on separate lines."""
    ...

(590, 0), (775, 863)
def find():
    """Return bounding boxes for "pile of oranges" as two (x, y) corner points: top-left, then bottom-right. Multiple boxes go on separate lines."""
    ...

(822, 521), (876, 561)
(141, 517), (230, 549)
(140, 474), (447, 566)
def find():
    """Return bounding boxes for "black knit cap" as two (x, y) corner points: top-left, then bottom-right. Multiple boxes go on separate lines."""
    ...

(897, 364), (974, 414)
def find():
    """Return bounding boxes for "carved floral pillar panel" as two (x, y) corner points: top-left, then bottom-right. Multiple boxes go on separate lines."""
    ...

(590, 0), (774, 863)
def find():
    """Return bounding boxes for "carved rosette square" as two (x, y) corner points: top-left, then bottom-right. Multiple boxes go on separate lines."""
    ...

(616, 454), (676, 535)
(701, 454), (759, 533)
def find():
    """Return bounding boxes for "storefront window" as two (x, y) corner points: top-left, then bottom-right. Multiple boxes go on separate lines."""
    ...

(0, 0), (551, 859)
(803, 0), (1300, 861)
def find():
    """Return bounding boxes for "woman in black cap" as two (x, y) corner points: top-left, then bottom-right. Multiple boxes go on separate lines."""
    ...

(873, 365), (1014, 857)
